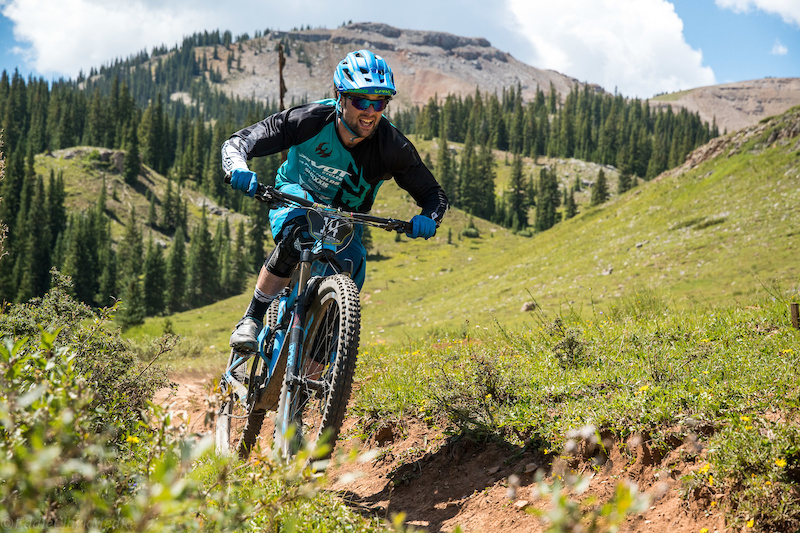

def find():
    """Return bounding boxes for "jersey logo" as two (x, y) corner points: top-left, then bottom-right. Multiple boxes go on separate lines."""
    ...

(315, 142), (332, 158)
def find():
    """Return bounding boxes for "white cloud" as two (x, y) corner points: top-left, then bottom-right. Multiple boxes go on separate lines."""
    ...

(1, 0), (721, 98)
(2, 0), (257, 78)
(771, 39), (788, 55)
(2, 0), (518, 79)
(715, 0), (800, 26)
(506, 0), (716, 97)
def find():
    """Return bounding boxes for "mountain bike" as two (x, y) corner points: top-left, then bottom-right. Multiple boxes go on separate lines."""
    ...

(215, 182), (412, 460)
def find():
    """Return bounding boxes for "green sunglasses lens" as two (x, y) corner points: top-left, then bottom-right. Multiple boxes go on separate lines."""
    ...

(348, 96), (388, 112)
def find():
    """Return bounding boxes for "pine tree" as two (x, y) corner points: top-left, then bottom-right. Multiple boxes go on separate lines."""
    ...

(123, 119), (141, 185)
(506, 154), (527, 230)
(473, 142), (496, 221)
(146, 189), (157, 227)
(97, 229), (117, 307)
(435, 133), (456, 206)
(117, 207), (143, 291)
(62, 213), (99, 305)
(213, 218), (231, 295)
(591, 168), (610, 206)
(191, 115), (206, 181)
(493, 114), (509, 151)
(229, 221), (248, 294)
(165, 225), (187, 313)
(0, 149), (24, 301)
(151, 93), (167, 174)
(617, 172), (632, 195)
(15, 176), (51, 301)
(535, 167), (560, 232)
(186, 207), (217, 306)
(117, 274), (146, 330)
(0, 143), (5, 261)
(161, 176), (175, 230)
(564, 187), (578, 219)
(419, 96), (439, 140)
(456, 131), (478, 214)
(525, 172), (537, 214)
(142, 235), (166, 315)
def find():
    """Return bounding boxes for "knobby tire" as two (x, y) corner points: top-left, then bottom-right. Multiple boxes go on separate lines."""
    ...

(216, 299), (280, 460)
(215, 349), (249, 457)
(274, 274), (361, 459)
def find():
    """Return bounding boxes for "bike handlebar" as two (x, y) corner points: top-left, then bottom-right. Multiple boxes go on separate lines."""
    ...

(224, 175), (413, 234)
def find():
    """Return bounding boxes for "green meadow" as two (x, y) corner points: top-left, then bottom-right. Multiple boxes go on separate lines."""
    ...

(122, 107), (800, 529)
(13, 107), (797, 531)
(127, 108), (799, 356)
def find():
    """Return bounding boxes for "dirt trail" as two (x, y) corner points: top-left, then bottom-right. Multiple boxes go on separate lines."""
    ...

(155, 374), (728, 532)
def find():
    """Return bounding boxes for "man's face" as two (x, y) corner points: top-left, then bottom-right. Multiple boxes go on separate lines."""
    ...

(340, 94), (389, 139)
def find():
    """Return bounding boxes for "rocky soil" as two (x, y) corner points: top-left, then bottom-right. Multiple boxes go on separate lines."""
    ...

(156, 373), (729, 533)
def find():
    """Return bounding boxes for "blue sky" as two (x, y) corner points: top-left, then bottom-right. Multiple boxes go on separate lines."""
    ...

(0, 0), (797, 98)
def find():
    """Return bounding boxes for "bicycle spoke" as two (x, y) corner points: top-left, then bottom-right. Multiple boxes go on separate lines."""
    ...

(274, 274), (360, 459)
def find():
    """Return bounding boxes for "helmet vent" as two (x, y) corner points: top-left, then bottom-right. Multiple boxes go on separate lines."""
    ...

(333, 49), (396, 96)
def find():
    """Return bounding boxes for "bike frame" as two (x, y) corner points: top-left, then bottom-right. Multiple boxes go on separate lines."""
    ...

(218, 182), (412, 455)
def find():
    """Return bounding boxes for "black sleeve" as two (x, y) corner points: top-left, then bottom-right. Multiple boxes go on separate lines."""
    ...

(390, 134), (449, 225)
(222, 103), (334, 165)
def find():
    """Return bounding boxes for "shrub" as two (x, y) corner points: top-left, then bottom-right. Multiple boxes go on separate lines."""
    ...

(0, 272), (404, 532)
(0, 270), (170, 434)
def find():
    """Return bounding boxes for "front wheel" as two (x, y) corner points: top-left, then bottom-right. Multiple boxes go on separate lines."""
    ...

(273, 274), (361, 459)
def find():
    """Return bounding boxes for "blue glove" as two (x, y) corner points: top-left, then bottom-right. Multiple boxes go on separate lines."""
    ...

(230, 168), (258, 197)
(407, 215), (437, 239)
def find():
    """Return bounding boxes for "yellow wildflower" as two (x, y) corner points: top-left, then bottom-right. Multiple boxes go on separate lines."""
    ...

(776, 458), (787, 468)
(126, 435), (140, 444)
(747, 518), (755, 528)
(638, 384), (650, 393)
(699, 463), (711, 474)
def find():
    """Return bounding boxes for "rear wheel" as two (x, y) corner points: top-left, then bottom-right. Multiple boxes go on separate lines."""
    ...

(217, 299), (281, 459)
(273, 274), (361, 459)
(215, 349), (250, 457)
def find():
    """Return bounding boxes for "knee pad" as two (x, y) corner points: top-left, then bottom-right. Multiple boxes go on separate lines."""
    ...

(264, 218), (313, 278)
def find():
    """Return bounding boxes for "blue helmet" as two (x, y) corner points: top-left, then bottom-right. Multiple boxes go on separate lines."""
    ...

(333, 49), (396, 96)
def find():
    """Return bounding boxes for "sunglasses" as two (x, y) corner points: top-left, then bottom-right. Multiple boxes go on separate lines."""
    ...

(346, 95), (390, 112)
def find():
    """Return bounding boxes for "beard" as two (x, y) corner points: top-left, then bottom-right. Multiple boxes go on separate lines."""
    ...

(343, 111), (379, 140)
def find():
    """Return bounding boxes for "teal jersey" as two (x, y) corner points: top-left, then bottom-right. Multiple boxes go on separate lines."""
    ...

(275, 99), (387, 211)
(222, 99), (447, 216)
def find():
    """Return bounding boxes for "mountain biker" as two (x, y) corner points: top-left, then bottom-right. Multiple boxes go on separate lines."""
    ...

(221, 49), (449, 352)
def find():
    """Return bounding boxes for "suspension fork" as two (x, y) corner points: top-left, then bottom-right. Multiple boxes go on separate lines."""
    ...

(285, 251), (314, 383)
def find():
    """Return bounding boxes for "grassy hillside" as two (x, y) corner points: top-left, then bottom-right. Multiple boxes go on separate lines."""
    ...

(124, 106), (800, 360)
(358, 107), (800, 342)
(33, 146), (247, 245)
(109, 106), (800, 532)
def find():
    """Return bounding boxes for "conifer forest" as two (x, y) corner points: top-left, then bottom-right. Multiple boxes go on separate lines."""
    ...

(0, 30), (718, 324)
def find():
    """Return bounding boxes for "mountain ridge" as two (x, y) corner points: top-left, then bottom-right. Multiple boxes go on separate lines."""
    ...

(196, 22), (598, 111)
(189, 22), (799, 134)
